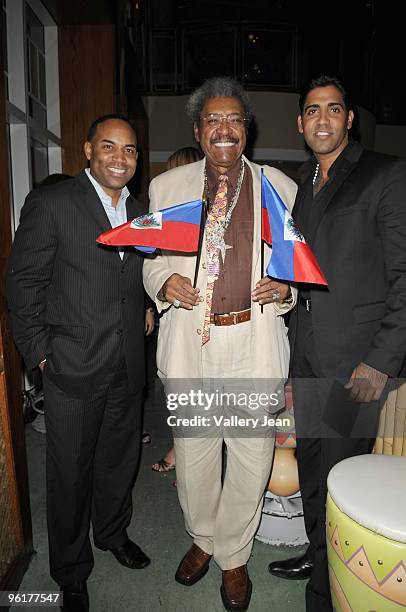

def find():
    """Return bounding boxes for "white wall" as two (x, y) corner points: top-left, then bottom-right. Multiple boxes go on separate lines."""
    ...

(144, 92), (406, 161)
(143, 92), (306, 163)
(143, 91), (381, 164)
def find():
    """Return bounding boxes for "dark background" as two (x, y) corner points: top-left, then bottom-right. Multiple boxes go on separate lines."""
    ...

(37, 0), (404, 125)
(116, 0), (404, 125)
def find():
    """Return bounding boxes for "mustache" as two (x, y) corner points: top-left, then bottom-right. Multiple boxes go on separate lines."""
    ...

(210, 137), (239, 144)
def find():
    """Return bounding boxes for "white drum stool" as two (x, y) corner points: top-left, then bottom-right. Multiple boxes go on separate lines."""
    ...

(327, 454), (406, 611)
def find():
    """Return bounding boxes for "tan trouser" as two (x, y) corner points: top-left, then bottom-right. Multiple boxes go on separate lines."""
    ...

(173, 321), (275, 570)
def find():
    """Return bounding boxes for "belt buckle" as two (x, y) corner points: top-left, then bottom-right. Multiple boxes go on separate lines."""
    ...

(305, 299), (311, 312)
(231, 312), (238, 325)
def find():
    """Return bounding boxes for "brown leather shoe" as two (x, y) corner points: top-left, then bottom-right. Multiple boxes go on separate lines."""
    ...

(175, 543), (212, 586)
(221, 565), (252, 611)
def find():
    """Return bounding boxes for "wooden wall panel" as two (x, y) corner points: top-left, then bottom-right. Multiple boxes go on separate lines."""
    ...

(0, 368), (24, 582)
(58, 25), (117, 175)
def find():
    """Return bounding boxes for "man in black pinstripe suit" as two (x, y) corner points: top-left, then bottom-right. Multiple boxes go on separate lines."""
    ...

(7, 115), (150, 612)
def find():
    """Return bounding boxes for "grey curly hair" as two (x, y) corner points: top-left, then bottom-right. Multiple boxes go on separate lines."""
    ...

(186, 77), (253, 125)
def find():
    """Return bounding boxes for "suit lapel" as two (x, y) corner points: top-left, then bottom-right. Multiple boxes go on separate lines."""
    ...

(75, 171), (113, 234)
(292, 182), (308, 229)
(122, 195), (145, 263)
(308, 157), (355, 244)
(243, 157), (261, 274)
(126, 195), (144, 220)
(297, 141), (364, 245)
(184, 159), (206, 197)
(293, 158), (317, 236)
(75, 171), (142, 263)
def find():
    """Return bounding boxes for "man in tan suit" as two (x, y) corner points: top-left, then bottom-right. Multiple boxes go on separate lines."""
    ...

(143, 77), (297, 611)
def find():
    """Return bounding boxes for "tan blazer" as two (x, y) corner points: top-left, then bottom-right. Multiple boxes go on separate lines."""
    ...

(143, 155), (297, 380)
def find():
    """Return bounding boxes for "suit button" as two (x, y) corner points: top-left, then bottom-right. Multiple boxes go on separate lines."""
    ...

(121, 267), (125, 273)
(197, 329), (202, 335)
(116, 329), (123, 335)
(121, 297), (126, 304)
(201, 263), (206, 269)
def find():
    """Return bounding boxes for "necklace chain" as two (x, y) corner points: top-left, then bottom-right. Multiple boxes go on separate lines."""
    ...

(312, 163), (320, 186)
(204, 158), (245, 263)
(204, 158), (245, 227)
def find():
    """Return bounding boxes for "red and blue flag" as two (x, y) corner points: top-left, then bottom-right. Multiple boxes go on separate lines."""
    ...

(97, 199), (203, 254)
(261, 173), (327, 285)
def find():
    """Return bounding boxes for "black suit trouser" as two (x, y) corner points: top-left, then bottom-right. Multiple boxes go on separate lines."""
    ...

(43, 355), (142, 586)
(291, 306), (378, 612)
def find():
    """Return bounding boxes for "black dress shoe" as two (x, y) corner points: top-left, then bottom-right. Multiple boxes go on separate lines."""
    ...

(268, 553), (314, 580)
(60, 581), (89, 612)
(110, 539), (150, 569)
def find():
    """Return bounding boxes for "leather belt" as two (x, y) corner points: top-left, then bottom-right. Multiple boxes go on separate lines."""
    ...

(210, 309), (251, 326)
(299, 297), (312, 312)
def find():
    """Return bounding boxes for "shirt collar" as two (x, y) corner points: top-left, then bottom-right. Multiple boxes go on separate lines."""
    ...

(205, 157), (243, 193)
(300, 139), (359, 185)
(326, 139), (358, 179)
(85, 168), (129, 207)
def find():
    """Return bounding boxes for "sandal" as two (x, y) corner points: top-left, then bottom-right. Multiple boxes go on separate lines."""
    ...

(151, 458), (176, 473)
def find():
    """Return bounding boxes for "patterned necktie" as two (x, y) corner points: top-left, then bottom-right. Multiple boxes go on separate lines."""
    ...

(202, 173), (228, 345)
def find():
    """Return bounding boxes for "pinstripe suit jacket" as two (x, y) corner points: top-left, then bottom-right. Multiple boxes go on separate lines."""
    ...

(6, 171), (146, 399)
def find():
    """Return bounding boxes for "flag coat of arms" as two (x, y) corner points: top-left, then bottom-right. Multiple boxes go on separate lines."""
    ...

(261, 173), (327, 285)
(97, 199), (203, 253)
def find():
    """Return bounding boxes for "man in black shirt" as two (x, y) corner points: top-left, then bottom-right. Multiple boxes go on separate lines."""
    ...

(268, 75), (406, 611)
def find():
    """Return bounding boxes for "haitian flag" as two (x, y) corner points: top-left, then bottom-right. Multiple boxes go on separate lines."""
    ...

(97, 199), (203, 254)
(261, 173), (327, 285)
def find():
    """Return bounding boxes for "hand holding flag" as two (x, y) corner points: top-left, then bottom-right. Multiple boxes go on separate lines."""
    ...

(97, 199), (203, 253)
(261, 173), (327, 285)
